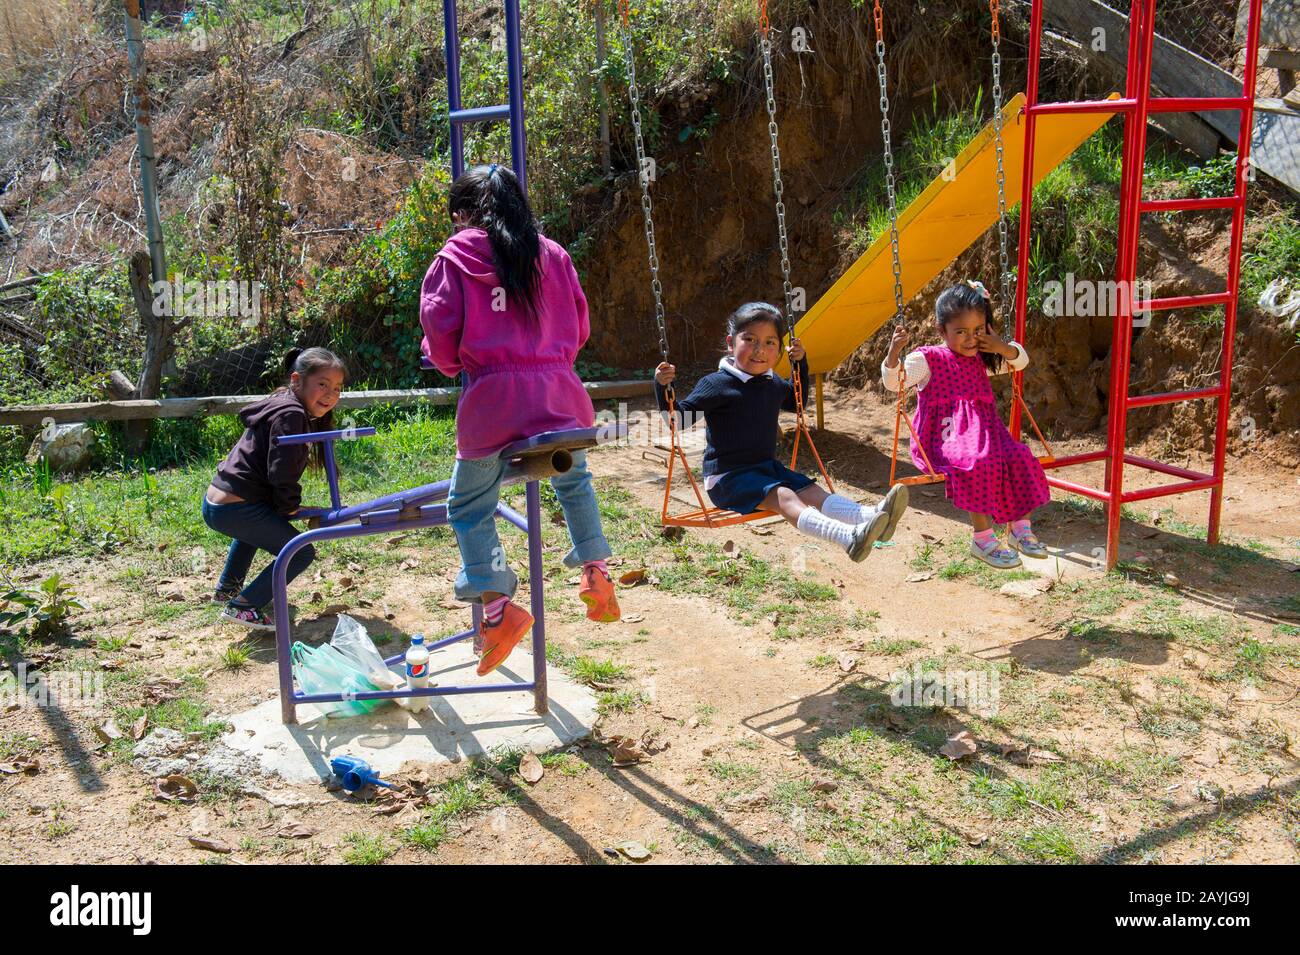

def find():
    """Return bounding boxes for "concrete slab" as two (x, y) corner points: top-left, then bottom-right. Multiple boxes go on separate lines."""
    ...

(222, 642), (598, 786)
(1012, 533), (1160, 583)
(1014, 538), (1106, 583)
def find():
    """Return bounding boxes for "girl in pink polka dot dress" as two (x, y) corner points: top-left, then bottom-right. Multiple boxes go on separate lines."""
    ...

(882, 281), (1051, 569)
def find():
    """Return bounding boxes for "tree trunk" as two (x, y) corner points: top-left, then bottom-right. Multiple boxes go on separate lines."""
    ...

(125, 250), (171, 453)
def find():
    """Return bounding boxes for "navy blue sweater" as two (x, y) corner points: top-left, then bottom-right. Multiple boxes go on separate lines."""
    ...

(654, 358), (810, 477)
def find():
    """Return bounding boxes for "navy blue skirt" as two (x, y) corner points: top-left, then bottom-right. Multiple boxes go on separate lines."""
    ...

(706, 460), (815, 514)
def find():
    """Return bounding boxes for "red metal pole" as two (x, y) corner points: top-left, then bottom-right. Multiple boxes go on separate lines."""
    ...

(1110, 0), (1159, 566)
(1208, 0), (1264, 545)
(1101, 0), (1149, 566)
(1010, 0), (1045, 441)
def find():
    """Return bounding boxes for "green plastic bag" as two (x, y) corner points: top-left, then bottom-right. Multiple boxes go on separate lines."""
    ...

(291, 642), (386, 717)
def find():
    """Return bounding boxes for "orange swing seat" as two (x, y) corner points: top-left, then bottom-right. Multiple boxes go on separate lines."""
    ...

(661, 374), (834, 529)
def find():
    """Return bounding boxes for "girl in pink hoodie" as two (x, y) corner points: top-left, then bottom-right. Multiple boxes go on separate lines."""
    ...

(420, 164), (619, 677)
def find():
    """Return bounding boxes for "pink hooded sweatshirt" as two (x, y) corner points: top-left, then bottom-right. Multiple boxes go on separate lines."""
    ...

(419, 228), (595, 459)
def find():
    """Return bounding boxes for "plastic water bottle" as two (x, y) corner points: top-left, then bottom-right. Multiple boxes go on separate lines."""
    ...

(403, 634), (430, 712)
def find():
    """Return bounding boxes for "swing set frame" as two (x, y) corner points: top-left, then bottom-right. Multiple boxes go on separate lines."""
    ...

(1011, 0), (1264, 569)
(880, 0), (1263, 570)
(625, 0), (1262, 565)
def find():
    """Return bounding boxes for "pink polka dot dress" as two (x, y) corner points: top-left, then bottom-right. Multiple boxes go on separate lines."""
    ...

(910, 344), (1050, 524)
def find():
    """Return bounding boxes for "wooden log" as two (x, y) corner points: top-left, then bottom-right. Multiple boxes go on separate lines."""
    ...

(0, 275), (44, 293)
(1252, 98), (1300, 192)
(0, 380), (655, 427)
(0, 311), (42, 344)
(1263, 49), (1300, 72)
(104, 371), (137, 400)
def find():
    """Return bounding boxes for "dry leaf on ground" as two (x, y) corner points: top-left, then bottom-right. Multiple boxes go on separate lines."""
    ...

(939, 730), (977, 760)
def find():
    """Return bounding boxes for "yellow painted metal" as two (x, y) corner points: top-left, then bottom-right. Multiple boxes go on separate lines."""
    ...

(778, 93), (1119, 376)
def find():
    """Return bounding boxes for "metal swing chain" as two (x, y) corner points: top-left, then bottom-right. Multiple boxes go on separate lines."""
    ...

(619, 0), (708, 521)
(760, 13), (793, 322)
(760, 4), (810, 422)
(873, 0), (904, 322)
(618, 0), (668, 368)
(989, 0), (1013, 316)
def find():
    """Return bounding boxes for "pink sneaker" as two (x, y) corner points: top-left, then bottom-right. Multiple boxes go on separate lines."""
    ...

(220, 604), (274, 630)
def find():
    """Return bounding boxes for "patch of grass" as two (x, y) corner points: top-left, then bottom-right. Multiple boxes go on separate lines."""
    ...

(0, 733), (42, 760)
(1138, 702), (1202, 740)
(46, 818), (74, 839)
(653, 543), (841, 639)
(937, 541), (1039, 590)
(1064, 618), (1124, 646)
(402, 771), (507, 852)
(538, 752), (586, 777)
(220, 643), (251, 672)
(1229, 636), (1300, 683)
(341, 832), (395, 865)
(569, 656), (627, 685)
(769, 778), (816, 811)
(897, 815), (963, 864)
(116, 686), (227, 745)
(1243, 216), (1300, 303)
(909, 541), (939, 571)
(1018, 825), (1082, 863)
(706, 760), (760, 783)
(1075, 576), (1145, 616)
(597, 688), (646, 715)
(1094, 745), (1184, 793)
(807, 653), (836, 669)
(1133, 596), (1233, 648)
(865, 637), (925, 656)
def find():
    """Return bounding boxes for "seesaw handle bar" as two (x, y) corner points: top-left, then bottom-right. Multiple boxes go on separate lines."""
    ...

(272, 427), (378, 446)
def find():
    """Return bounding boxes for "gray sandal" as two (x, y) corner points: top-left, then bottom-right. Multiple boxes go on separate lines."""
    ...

(1010, 528), (1049, 558)
(970, 536), (1022, 569)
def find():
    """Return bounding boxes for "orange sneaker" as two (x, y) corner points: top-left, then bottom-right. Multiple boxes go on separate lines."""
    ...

(476, 601), (534, 677)
(578, 564), (620, 623)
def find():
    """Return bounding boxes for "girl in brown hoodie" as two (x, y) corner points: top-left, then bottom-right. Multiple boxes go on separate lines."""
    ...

(202, 348), (345, 629)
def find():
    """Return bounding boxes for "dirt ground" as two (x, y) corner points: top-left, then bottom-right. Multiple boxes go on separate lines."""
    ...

(1, 385), (1297, 865)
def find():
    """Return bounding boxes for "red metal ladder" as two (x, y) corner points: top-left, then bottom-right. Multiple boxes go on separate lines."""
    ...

(1012, 0), (1264, 570)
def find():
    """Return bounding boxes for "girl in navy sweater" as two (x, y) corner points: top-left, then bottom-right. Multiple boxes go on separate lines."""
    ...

(654, 302), (907, 561)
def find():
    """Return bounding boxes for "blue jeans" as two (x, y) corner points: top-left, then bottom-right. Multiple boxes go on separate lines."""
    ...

(201, 497), (316, 611)
(448, 448), (611, 602)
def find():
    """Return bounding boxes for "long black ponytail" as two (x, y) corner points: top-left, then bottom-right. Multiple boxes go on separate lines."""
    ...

(448, 164), (542, 316)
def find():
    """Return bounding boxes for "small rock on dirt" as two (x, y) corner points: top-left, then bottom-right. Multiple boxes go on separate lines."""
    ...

(518, 752), (544, 785)
(999, 578), (1054, 599)
(133, 728), (187, 760)
(188, 836), (232, 854)
(613, 840), (652, 861)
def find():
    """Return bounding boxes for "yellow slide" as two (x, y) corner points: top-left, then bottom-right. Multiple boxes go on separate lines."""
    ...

(781, 92), (1118, 376)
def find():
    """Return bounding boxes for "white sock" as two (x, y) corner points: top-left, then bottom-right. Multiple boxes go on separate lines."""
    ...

(796, 507), (857, 549)
(820, 493), (872, 525)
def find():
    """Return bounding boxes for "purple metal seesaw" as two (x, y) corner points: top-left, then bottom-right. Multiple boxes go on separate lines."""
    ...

(266, 0), (594, 726)
(268, 425), (615, 725)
